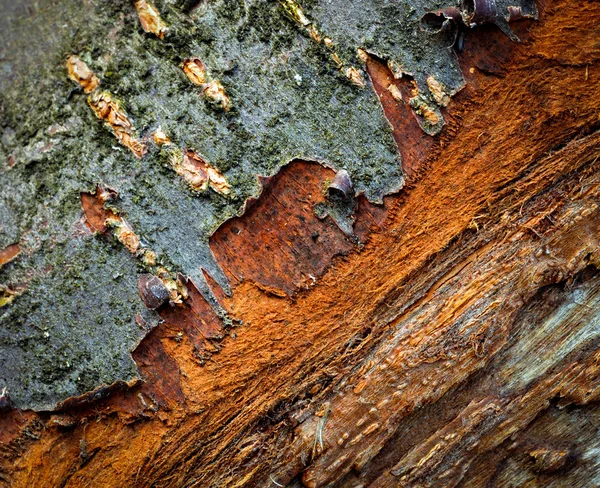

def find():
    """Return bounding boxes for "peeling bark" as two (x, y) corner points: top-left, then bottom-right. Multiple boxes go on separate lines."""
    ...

(1, 0), (600, 487)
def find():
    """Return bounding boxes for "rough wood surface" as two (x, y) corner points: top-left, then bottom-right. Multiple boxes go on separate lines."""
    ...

(2, 0), (600, 487)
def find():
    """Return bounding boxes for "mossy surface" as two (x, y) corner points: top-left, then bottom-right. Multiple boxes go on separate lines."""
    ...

(0, 0), (533, 410)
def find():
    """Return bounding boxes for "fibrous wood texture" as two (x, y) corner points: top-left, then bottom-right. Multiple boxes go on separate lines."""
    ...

(1, 0), (600, 487)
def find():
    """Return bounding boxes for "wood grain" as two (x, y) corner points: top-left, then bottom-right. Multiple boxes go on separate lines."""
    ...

(2, 1), (600, 486)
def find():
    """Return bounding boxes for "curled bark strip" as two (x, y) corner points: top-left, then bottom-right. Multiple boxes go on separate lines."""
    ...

(320, 169), (357, 235)
(420, 7), (462, 33)
(328, 169), (353, 199)
(463, 0), (533, 41)
(421, 0), (532, 44)
(462, 0), (498, 25)
(420, 6), (462, 46)
(139, 274), (170, 310)
(0, 388), (13, 412)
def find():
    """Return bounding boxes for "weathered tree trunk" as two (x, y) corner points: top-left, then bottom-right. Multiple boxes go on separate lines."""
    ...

(1, 0), (600, 486)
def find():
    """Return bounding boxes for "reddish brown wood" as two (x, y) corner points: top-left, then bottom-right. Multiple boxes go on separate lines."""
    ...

(211, 160), (387, 297)
(0, 244), (20, 269)
(1, 1), (600, 486)
(365, 59), (436, 181)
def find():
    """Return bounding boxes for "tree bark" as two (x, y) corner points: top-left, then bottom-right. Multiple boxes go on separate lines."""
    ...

(2, 0), (600, 487)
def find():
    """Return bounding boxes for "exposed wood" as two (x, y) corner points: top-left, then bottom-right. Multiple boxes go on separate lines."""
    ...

(1, 0), (600, 487)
